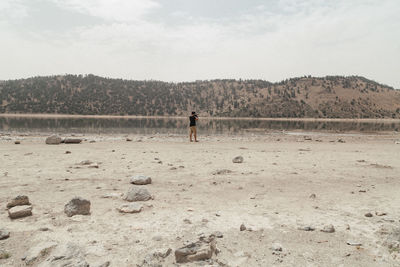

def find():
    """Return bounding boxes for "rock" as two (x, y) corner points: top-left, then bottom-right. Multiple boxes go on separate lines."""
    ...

(117, 203), (144, 213)
(45, 135), (62, 145)
(0, 250), (10, 259)
(123, 187), (152, 202)
(8, 205), (33, 219)
(24, 241), (58, 265)
(78, 160), (93, 165)
(375, 211), (387, 216)
(39, 243), (89, 267)
(211, 231), (223, 238)
(365, 212), (373, 217)
(130, 175), (152, 185)
(0, 229), (10, 240)
(96, 261), (111, 267)
(175, 239), (216, 263)
(240, 223), (246, 231)
(183, 218), (192, 224)
(65, 151), (71, 154)
(297, 226), (315, 231)
(6, 195), (30, 208)
(271, 243), (282, 251)
(346, 241), (362, 246)
(64, 197), (91, 217)
(101, 193), (122, 199)
(14, 141), (21, 144)
(126, 138), (132, 141)
(321, 224), (335, 233)
(64, 138), (82, 144)
(309, 193), (316, 199)
(212, 169), (233, 175)
(337, 138), (346, 143)
(143, 248), (172, 266)
(232, 156), (244, 163)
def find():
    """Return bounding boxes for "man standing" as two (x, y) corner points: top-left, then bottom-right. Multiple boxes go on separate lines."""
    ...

(189, 111), (198, 142)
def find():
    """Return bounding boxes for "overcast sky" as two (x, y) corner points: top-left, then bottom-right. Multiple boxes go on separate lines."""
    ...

(1, 0), (399, 88)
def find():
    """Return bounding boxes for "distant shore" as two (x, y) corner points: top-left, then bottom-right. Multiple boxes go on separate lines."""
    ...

(1, 113), (400, 123)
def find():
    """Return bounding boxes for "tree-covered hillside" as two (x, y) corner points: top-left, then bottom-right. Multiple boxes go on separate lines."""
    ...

(1, 75), (400, 118)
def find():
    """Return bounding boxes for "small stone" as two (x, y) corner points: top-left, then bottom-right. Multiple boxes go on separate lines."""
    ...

(64, 138), (82, 144)
(8, 205), (33, 219)
(271, 243), (282, 251)
(45, 135), (62, 145)
(6, 195), (30, 208)
(298, 226), (315, 231)
(101, 193), (122, 199)
(232, 156), (244, 163)
(211, 231), (223, 238)
(130, 175), (152, 185)
(117, 203), (143, 213)
(97, 261), (111, 267)
(309, 193), (316, 199)
(375, 211), (387, 216)
(0, 250), (10, 259)
(0, 229), (10, 240)
(65, 151), (71, 154)
(338, 138), (346, 143)
(321, 224), (335, 233)
(39, 227), (50, 231)
(175, 240), (216, 263)
(240, 223), (246, 231)
(212, 169), (233, 175)
(126, 138), (132, 141)
(347, 241), (362, 246)
(79, 160), (93, 165)
(183, 219), (192, 224)
(123, 187), (152, 202)
(64, 197), (91, 217)
(14, 141), (21, 144)
(365, 212), (373, 217)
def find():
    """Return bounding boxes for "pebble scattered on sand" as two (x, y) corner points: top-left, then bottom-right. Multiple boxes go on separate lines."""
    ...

(232, 156), (244, 163)
(321, 224), (335, 233)
(0, 229), (10, 240)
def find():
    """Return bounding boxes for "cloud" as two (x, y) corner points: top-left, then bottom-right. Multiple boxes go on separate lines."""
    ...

(0, 0), (399, 88)
(51, 0), (160, 22)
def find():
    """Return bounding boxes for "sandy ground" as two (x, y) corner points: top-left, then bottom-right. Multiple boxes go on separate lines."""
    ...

(1, 132), (400, 266)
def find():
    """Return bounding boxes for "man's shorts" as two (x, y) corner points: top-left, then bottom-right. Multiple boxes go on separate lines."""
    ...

(189, 126), (196, 133)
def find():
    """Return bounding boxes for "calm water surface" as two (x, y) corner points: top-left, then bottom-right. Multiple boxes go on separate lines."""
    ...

(0, 117), (399, 135)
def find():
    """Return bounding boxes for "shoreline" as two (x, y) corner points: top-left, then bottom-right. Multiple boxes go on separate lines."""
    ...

(1, 113), (400, 123)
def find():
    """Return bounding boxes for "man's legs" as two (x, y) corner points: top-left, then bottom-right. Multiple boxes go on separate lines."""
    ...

(193, 127), (197, 142)
(189, 127), (193, 142)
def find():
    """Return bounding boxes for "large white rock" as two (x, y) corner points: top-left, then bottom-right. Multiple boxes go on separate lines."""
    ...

(117, 203), (144, 213)
(130, 175), (152, 185)
(45, 135), (62, 145)
(123, 187), (152, 202)
(64, 197), (91, 217)
(8, 205), (32, 219)
(6, 195), (30, 208)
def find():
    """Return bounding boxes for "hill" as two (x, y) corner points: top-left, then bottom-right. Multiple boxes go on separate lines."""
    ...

(1, 75), (399, 118)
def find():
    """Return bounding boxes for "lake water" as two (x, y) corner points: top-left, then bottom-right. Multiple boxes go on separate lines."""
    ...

(0, 116), (399, 135)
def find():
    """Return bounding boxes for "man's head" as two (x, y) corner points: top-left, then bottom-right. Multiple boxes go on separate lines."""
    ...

(191, 111), (196, 115)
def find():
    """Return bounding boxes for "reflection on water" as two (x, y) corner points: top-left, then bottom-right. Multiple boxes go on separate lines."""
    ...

(0, 117), (399, 135)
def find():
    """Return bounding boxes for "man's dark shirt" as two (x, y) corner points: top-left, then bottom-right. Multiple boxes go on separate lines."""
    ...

(189, 115), (197, 126)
